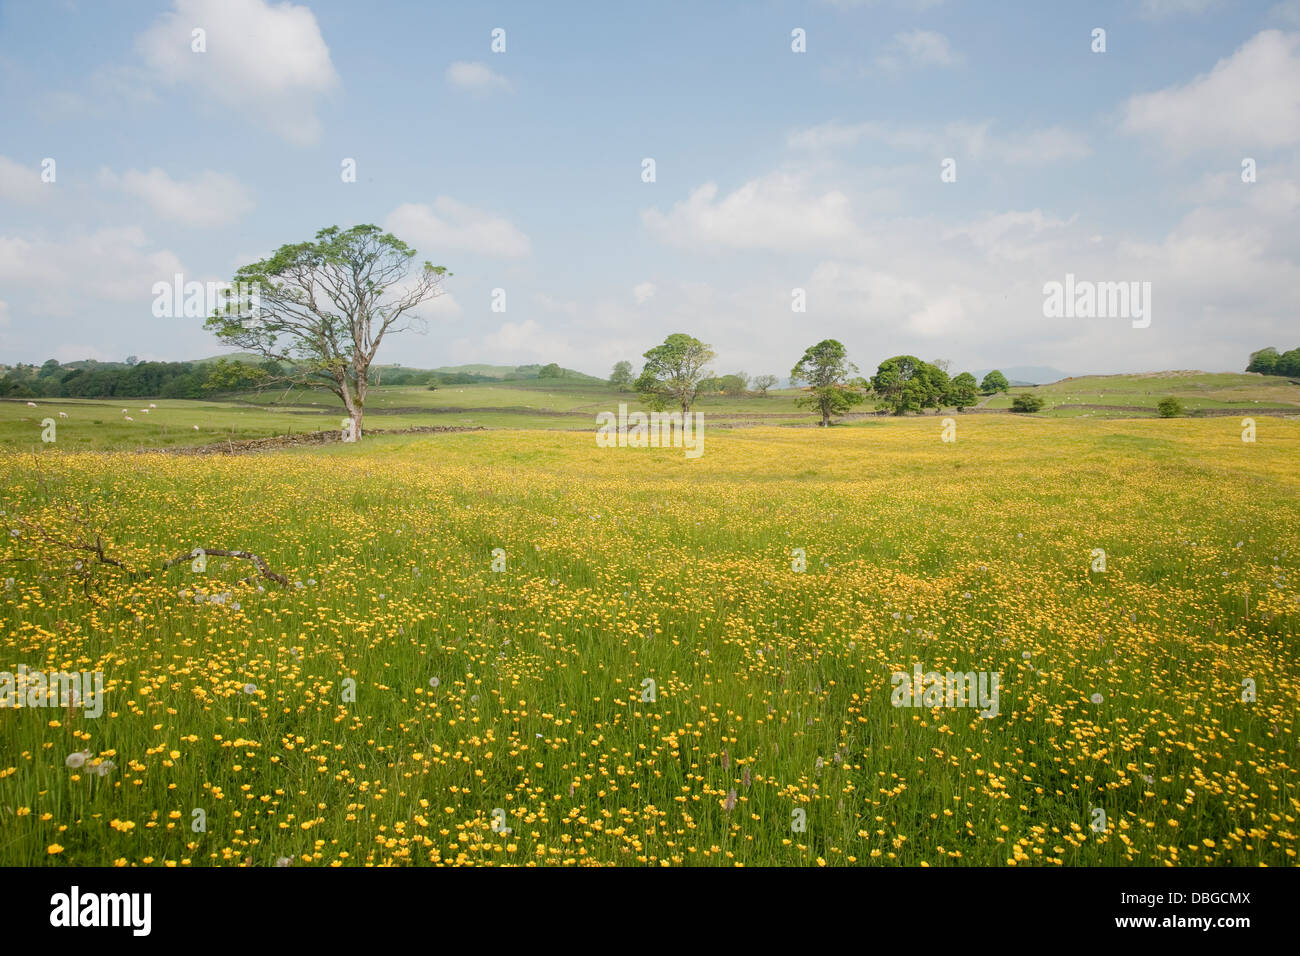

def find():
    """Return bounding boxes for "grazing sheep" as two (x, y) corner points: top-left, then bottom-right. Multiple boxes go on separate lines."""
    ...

(25, 401), (36, 407)
(58, 412), (67, 418)
(124, 416), (134, 422)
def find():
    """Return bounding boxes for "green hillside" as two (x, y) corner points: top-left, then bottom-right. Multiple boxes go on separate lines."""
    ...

(980, 371), (1300, 417)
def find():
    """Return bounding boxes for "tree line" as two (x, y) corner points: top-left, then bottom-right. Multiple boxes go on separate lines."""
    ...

(0, 356), (510, 399)
(0, 357), (277, 399)
(1246, 347), (1300, 378)
(613, 333), (1013, 425)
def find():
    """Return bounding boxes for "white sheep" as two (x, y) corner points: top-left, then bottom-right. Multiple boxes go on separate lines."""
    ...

(25, 401), (36, 407)
(124, 416), (134, 422)
(58, 412), (67, 418)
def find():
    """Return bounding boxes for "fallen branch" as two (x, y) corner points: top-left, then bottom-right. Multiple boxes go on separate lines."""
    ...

(163, 549), (289, 587)
(9, 510), (133, 602)
(16, 514), (126, 568)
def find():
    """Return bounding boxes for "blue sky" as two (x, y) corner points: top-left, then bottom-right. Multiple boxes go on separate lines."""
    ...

(2, 0), (1298, 379)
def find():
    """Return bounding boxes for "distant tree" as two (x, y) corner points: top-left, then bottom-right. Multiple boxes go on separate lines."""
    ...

(871, 355), (949, 415)
(1246, 347), (1280, 375)
(1279, 348), (1300, 378)
(538, 363), (564, 378)
(1156, 397), (1183, 418)
(980, 370), (1010, 394)
(202, 358), (269, 393)
(752, 374), (778, 396)
(635, 333), (716, 413)
(931, 358), (952, 374)
(204, 224), (450, 441)
(791, 339), (865, 427)
(125, 355), (138, 366)
(609, 360), (634, 389)
(718, 372), (750, 397)
(1010, 393), (1044, 413)
(946, 371), (979, 411)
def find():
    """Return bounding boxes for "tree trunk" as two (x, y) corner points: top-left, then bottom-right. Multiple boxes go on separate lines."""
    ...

(821, 407), (830, 427)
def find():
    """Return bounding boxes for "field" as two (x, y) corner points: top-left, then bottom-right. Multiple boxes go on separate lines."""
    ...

(3, 371), (1297, 454)
(2, 416), (1297, 866)
(981, 371), (1300, 418)
(0, 383), (810, 450)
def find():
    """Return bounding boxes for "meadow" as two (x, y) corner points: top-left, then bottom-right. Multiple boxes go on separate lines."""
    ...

(1, 414), (1297, 866)
(1, 371), (1294, 454)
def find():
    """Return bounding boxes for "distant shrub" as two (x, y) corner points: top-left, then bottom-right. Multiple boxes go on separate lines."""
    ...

(1156, 397), (1183, 418)
(1010, 393), (1044, 413)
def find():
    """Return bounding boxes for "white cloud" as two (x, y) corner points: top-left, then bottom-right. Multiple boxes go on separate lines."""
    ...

(941, 209), (1075, 261)
(425, 291), (463, 320)
(0, 236), (57, 286)
(137, 0), (338, 145)
(627, 149), (1300, 376)
(384, 198), (531, 259)
(907, 295), (966, 338)
(0, 227), (188, 307)
(877, 30), (963, 71)
(0, 155), (50, 204)
(446, 61), (513, 94)
(642, 173), (862, 253)
(788, 120), (1089, 164)
(1122, 30), (1300, 151)
(98, 167), (254, 226)
(633, 282), (656, 305)
(472, 319), (574, 364)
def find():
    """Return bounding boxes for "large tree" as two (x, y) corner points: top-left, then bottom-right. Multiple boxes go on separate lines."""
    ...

(635, 333), (716, 413)
(204, 224), (449, 440)
(980, 370), (1009, 395)
(790, 339), (865, 426)
(872, 355), (949, 415)
(1280, 348), (1300, 377)
(609, 360), (634, 389)
(946, 371), (979, 411)
(1246, 347), (1280, 375)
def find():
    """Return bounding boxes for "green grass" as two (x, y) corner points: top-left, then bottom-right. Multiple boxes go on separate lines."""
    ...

(4, 371), (1297, 454)
(0, 383), (813, 451)
(0, 419), (1297, 866)
(981, 372), (1300, 417)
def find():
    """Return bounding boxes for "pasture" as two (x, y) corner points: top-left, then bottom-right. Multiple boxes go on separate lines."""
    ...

(1, 416), (1296, 866)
